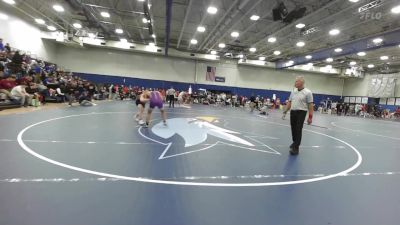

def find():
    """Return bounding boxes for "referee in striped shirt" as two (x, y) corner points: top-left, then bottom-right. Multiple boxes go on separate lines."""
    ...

(283, 76), (314, 155)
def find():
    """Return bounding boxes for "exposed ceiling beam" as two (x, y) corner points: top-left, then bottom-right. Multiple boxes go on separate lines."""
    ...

(176, 0), (193, 49)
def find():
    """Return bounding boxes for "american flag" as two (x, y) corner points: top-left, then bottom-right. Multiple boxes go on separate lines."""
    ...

(206, 66), (216, 81)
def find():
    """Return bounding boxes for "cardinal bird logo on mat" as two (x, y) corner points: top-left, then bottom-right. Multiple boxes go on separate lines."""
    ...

(147, 117), (280, 160)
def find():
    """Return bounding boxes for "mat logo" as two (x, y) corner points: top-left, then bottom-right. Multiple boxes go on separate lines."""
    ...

(149, 117), (280, 159)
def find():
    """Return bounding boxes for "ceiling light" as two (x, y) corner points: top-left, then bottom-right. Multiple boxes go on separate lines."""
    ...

(238, 54), (244, 59)
(348, 0), (359, 2)
(151, 34), (156, 38)
(231, 31), (239, 38)
(273, 50), (281, 55)
(357, 52), (366, 56)
(268, 37), (276, 43)
(218, 43), (226, 48)
(88, 33), (95, 38)
(53, 4), (64, 12)
(287, 60), (294, 65)
(190, 39), (198, 44)
(259, 56), (266, 60)
(307, 63), (313, 66)
(373, 38), (383, 44)
(391, 5), (400, 13)
(207, 6), (218, 14)
(101, 12), (110, 18)
(211, 50), (217, 55)
(149, 42), (155, 46)
(250, 15), (260, 21)
(367, 64), (375, 68)
(120, 38), (127, 43)
(296, 23), (305, 29)
(197, 26), (206, 32)
(138, 0), (145, 1)
(0, 13), (8, 20)
(380, 55), (389, 60)
(115, 28), (123, 34)
(47, 25), (56, 31)
(326, 58), (333, 62)
(142, 18), (148, 23)
(305, 55), (312, 59)
(35, 18), (45, 24)
(2, 0), (15, 5)
(73, 23), (82, 29)
(329, 29), (340, 35)
(249, 47), (256, 52)
(296, 41), (305, 47)
(349, 61), (357, 66)
(334, 48), (343, 52)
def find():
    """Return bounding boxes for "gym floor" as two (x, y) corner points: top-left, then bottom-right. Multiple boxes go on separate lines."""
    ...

(1, 101), (399, 225)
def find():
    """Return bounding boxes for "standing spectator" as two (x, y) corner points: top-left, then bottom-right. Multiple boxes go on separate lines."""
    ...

(0, 38), (4, 52)
(166, 86), (176, 108)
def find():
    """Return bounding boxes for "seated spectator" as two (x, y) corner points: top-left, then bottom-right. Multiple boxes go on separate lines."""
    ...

(0, 38), (4, 52)
(11, 84), (32, 107)
(4, 43), (11, 53)
(0, 75), (17, 99)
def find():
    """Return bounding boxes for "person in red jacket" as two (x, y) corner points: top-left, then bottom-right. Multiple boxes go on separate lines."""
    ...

(0, 75), (17, 99)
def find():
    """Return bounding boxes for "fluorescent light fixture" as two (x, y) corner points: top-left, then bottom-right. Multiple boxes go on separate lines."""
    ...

(47, 25), (56, 31)
(334, 48), (343, 52)
(380, 55), (389, 60)
(305, 55), (312, 59)
(349, 61), (357, 66)
(237, 54), (244, 59)
(329, 29), (340, 35)
(115, 28), (123, 34)
(296, 41), (305, 47)
(2, 0), (15, 5)
(0, 13), (8, 20)
(296, 23), (305, 28)
(205, 55), (217, 60)
(326, 58), (333, 62)
(218, 43), (226, 48)
(138, 0), (145, 2)
(268, 37), (276, 43)
(207, 6), (218, 14)
(357, 52), (366, 56)
(88, 33), (95, 38)
(250, 15), (260, 21)
(367, 64), (375, 68)
(373, 38), (383, 44)
(101, 12), (110, 18)
(273, 50), (281, 55)
(73, 23), (82, 29)
(211, 50), (217, 55)
(35, 18), (45, 24)
(249, 47), (256, 52)
(190, 39), (198, 44)
(151, 34), (156, 38)
(259, 56), (266, 60)
(231, 31), (239, 38)
(120, 38), (127, 43)
(392, 5), (400, 13)
(348, 0), (359, 2)
(53, 5), (64, 12)
(142, 18), (148, 23)
(197, 26), (206, 32)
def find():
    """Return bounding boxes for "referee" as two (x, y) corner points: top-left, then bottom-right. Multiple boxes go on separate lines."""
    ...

(166, 86), (176, 108)
(283, 76), (314, 155)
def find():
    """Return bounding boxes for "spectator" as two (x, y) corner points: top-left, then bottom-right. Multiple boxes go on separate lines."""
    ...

(4, 43), (11, 53)
(0, 75), (17, 100)
(11, 84), (32, 107)
(0, 38), (4, 52)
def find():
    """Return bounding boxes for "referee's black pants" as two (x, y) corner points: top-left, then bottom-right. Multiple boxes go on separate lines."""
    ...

(290, 110), (307, 149)
(168, 95), (175, 108)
